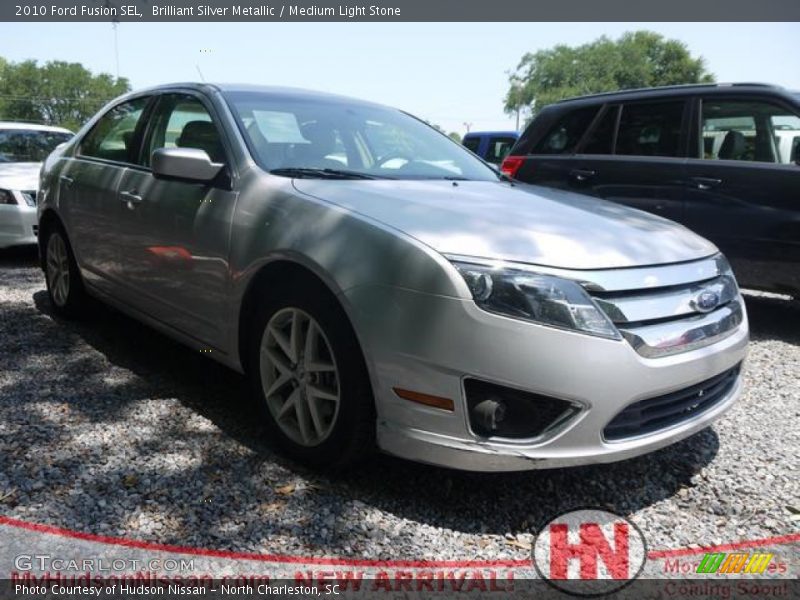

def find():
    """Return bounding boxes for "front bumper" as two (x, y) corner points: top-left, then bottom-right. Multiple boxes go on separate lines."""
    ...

(0, 201), (38, 249)
(343, 285), (749, 472)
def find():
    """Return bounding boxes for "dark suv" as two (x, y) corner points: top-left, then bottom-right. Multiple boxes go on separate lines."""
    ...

(502, 83), (800, 296)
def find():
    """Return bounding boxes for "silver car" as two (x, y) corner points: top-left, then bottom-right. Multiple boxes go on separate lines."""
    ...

(38, 84), (749, 471)
(0, 122), (72, 248)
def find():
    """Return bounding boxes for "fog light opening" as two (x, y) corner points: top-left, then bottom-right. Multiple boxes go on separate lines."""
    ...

(465, 378), (579, 439)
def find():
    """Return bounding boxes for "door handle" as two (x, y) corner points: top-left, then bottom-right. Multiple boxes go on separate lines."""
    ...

(120, 190), (143, 208)
(690, 177), (722, 191)
(59, 175), (74, 188)
(569, 169), (597, 182)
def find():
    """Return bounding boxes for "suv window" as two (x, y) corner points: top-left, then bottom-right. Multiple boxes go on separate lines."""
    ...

(580, 106), (618, 155)
(533, 107), (598, 154)
(700, 99), (800, 164)
(80, 97), (149, 163)
(485, 136), (517, 163)
(616, 101), (684, 157)
(462, 136), (481, 154)
(145, 94), (225, 166)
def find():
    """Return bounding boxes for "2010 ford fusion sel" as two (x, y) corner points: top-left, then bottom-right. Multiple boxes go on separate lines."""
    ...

(38, 84), (749, 471)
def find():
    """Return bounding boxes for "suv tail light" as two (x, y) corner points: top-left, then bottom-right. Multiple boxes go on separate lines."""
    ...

(500, 155), (525, 179)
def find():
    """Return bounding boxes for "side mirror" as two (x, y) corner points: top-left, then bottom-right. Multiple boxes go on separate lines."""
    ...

(151, 147), (223, 182)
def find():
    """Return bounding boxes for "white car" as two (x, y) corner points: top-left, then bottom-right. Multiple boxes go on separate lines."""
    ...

(0, 122), (73, 248)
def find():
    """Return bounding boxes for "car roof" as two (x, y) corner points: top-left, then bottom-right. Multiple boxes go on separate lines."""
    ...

(0, 121), (73, 133)
(553, 83), (792, 106)
(126, 82), (386, 108)
(463, 131), (519, 138)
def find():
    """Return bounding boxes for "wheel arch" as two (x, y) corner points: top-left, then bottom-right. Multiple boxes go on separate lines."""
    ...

(236, 257), (372, 382)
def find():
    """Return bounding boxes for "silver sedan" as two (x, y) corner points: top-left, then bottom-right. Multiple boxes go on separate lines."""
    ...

(37, 84), (748, 471)
(0, 122), (72, 249)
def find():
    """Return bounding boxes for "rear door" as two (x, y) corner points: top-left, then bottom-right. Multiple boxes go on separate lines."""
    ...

(572, 99), (689, 223)
(112, 91), (238, 349)
(682, 95), (800, 294)
(518, 99), (690, 224)
(62, 96), (152, 293)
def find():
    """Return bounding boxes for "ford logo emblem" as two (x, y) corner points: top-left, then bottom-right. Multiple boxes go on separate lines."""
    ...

(693, 290), (720, 313)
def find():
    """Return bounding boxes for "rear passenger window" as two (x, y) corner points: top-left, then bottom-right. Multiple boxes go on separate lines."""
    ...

(580, 106), (618, 155)
(616, 101), (684, 157)
(80, 97), (148, 163)
(533, 107), (598, 154)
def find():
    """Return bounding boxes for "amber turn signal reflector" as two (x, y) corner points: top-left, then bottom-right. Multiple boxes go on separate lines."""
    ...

(393, 388), (455, 411)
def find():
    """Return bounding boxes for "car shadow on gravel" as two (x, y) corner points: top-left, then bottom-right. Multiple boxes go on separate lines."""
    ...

(0, 245), (39, 269)
(9, 281), (795, 556)
(13, 287), (725, 547)
(742, 293), (800, 344)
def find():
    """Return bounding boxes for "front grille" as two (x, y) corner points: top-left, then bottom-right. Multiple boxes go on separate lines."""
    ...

(586, 258), (743, 357)
(604, 364), (741, 441)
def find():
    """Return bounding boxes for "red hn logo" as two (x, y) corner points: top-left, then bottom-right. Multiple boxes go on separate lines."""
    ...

(533, 508), (647, 596)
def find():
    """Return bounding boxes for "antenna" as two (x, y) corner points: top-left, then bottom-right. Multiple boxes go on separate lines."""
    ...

(195, 64), (206, 82)
(112, 20), (120, 79)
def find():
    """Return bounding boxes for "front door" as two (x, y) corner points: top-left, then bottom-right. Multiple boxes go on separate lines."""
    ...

(683, 96), (800, 294)
(113, 92), (238, 349)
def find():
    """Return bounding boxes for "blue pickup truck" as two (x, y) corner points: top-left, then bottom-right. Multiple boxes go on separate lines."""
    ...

(462, 130), (519, 164)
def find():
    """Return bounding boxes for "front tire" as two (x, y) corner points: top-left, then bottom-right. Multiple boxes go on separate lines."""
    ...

(248, 278), (375, 469)
(43, 225), (88, 318)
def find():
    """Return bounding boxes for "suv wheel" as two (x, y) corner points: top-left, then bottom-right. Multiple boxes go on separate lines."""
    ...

(43, 226), (88, 318)
(249, 280), (374, 469)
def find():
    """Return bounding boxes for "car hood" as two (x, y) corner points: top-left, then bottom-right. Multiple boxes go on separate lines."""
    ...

(293, 179), (717, 270)
(0, 162), (41, 191)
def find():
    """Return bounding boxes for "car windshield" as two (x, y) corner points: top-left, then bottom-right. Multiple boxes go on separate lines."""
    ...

(224, 91), (499, 181)
(0, 128), (72, 163)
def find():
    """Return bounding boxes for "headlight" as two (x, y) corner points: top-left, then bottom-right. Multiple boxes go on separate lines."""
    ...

(21, 191), (36, 207)
(452, 261), (620, 339)
(0, 189), (16, 205)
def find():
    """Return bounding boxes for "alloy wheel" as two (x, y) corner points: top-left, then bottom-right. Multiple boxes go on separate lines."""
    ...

(259, 307), (341, 447)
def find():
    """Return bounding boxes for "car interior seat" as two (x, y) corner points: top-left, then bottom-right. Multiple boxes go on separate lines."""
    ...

(718, 130), (747, 161)
(176, 121), (225, 163)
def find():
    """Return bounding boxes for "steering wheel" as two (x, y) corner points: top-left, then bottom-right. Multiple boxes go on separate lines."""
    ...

(374, 152), (413, 168)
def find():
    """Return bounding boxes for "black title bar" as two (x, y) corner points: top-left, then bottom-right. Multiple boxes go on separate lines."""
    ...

(5, 0), (800, 21)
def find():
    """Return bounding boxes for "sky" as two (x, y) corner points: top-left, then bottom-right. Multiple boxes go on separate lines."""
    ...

(1, 22), (799, 135)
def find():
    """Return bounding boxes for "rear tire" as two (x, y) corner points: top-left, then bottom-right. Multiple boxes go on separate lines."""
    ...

(43, 224), (88, 318)
(248, 277), (375, 470)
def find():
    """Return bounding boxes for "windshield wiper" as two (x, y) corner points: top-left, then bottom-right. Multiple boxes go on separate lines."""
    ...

(269, 167), (391, 180)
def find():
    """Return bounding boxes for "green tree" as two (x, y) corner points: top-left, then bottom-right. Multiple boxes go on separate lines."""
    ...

(448, 131), (462, 143)
(504, 31), (714, 118)
(0, 59), (130, 131)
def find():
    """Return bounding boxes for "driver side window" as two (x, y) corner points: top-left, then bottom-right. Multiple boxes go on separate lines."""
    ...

(145, 94), (226, 166)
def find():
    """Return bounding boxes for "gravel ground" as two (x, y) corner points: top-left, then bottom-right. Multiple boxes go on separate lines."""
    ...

(0, 246), (798, 560)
